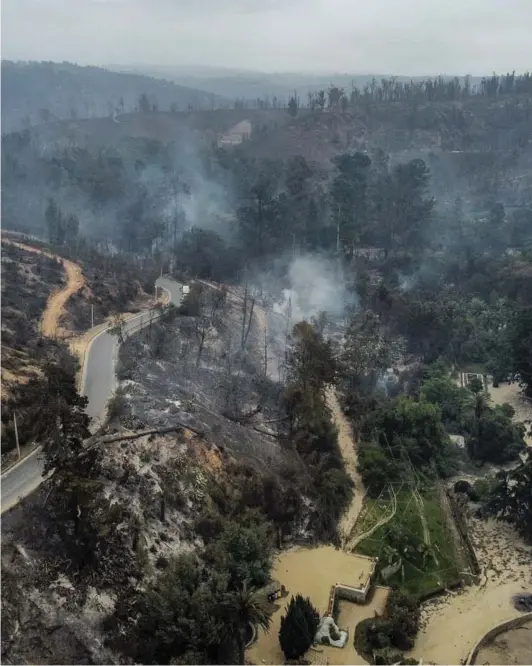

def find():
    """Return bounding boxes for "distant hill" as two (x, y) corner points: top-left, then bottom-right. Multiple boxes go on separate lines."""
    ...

(1, 61), (229, 133)
(111, 64), (484, 103)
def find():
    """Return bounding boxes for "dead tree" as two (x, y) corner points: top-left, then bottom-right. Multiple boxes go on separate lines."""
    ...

(241, 283), (255, 350)
(194, 285), (227, 367)
(264, 325), (268, 377)
(194, 314), (211, 367)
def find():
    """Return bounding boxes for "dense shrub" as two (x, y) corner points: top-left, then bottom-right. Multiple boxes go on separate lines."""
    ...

(279, 594), (321, 660)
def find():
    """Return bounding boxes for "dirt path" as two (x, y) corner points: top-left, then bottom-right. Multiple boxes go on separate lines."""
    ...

(42, 259), (84, 338)
(4, 240), (85, 339)
(249, 299), (367, 539)
(325, 388), (366, 546)
(348, 486), (397, 551)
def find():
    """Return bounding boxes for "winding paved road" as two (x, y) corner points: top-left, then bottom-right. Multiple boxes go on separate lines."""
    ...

(1, 277), (183, 514)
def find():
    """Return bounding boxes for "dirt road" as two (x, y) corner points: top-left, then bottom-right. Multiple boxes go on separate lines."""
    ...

(250, 297), (367, 541)
(325, 388), (366, 545)
(42, 259), (84, 338)
(4, 240), (85, 338)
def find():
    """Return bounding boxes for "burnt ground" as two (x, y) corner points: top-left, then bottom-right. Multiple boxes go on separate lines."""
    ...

(0, 284), (307, 665)
(1, 242), (74, 459)
(1, 241), (65, 378)
(115, 287), (292, 472)
(62, 257), (158, 333)
(0, 426), (220, 665)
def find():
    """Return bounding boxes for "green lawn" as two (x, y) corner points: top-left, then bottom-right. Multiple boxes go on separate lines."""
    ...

(354, 487), (461, 597)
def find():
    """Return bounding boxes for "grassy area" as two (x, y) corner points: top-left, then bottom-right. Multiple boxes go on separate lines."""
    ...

(355, 487), (461, 597)
(354, 493), (392, 534)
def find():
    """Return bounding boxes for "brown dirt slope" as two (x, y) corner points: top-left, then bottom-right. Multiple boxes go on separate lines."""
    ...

(3, 240), (85, 339)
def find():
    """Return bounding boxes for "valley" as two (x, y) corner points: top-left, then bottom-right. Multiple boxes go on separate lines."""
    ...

(1, 37), (532, 666)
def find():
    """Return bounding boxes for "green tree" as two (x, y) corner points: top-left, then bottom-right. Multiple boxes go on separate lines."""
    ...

(358, 442), (403, 497)
(386, 159), (434, 252)
(511, 307), (532, 397)
(330, 152), (371, 250)
(236, 159), (282, 258)
(64, 212), (79, 247)
(469, 405), (526, 464)
(6, 354), (90, 473)
(40, 361), (91, 474)
(129, 554), (231, 664)
(363, 395), (454, 475)
(109, 313), (126, 343)
(138, 92), (151, 113)
(288, 95), (299, 117)
(420, 365), (472, 432)
(279, 594), (320, 660)
(205, 511), (273, 589)
(287, 321), (337, 392)
(285, 155), (314, 247)
(174, 227), (241, 281)
(45, 197), (65, 245)
(221, 582), (273, 664)
(485, 451), (532, 541)
(468, 376), (484, 394)
(343, 311), (400, 389)
(327, 86), (344, 109)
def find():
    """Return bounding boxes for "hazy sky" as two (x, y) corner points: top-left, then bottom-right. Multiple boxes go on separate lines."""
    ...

(2, 0), (532, 75)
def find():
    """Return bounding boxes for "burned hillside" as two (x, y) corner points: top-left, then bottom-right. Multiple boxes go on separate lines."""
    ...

(115, 282), (290, 470)
(1, 241), (64, 382)
(1, 416), (306, 664)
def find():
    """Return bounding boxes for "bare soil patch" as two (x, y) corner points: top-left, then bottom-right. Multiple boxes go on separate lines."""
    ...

(247, 546), (385, 666)
(408, 516), (532, 664)
(2, 240), (86, 338)
(326, 388), (365, 545)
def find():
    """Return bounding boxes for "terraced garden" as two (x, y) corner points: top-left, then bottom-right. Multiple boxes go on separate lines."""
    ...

(353, 485), (463, 597)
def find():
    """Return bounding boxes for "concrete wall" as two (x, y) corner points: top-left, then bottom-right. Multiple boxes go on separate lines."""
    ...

(465, 613), (532, 665)
(336, 582), (369, 604)
(326, 556), (378, 615)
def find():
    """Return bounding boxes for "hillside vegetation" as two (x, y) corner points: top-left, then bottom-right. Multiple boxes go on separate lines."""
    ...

(1, 69), (531, 666)
(1, 60), (228, 133)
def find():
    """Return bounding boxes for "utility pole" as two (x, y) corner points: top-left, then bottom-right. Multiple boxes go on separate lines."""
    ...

(13, 412), (20, 461)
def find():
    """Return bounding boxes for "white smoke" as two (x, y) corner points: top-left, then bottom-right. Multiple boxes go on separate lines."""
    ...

(273, 254), (353, 323)
(398, 272), (418, 293)
(162, 133), (235, 242)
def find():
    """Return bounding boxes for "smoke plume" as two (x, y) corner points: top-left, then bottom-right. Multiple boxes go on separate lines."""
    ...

(273, 254), (353, 323)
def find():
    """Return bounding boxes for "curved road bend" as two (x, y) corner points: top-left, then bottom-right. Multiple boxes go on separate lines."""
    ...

(1, 277), (183, 514)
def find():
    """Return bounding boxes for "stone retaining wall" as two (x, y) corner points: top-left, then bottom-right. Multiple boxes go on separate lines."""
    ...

(465, 613), (532, 665)
(444, 487), (481, 576)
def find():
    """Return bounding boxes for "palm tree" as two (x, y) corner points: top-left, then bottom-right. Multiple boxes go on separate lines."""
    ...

(466, 391), (491, 459)
(221, 581), (273, 665)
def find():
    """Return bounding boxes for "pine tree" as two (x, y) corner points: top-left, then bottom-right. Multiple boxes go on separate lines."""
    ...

(279, 594), (320, 660)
